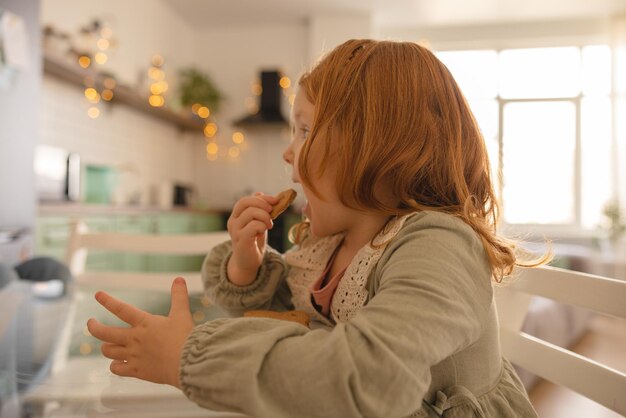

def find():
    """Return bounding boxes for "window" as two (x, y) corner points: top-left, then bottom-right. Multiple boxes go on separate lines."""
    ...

(437, 45), (613, 229)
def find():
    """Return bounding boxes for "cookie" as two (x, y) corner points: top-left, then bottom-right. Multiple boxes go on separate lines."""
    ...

(244, 309), (310, 327)
(269, 188), (297, 219)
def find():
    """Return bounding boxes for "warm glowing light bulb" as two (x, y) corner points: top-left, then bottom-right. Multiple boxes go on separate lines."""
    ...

(101, 89), (114, 101)
(228, 146), (241, 158)
(78, 56), (91, 68)
(203, 122), (218, 137)
(232, 132), (244, 144)
(192, 311), (205, 322)
(150, 83), (163, 95)
(157, 80), (168, 92)
(151, 55), (164, 67)
(191, 103), (201, 114)
(97, 38), (110, 50)
(84, 87), (98, 101)
(80, 343), (93, 355)
(206, 142), (219, 155)
(103, 77), (116, 89)
(279, 76), (291, 89)
(251, 83), (262, 96)
(148, 67), (164, 80)
(95, 52), (108, 64)
(89, 93), (101, 104)
(149, 95), (165, 107)
(100, 26), (113, 39)
(87, 107), (100, 119)
(197, 106), (210, 119)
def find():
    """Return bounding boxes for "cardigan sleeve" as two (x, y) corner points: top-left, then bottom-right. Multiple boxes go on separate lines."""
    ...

(201, 240), (294, 316)
(180, 213), (493, 418)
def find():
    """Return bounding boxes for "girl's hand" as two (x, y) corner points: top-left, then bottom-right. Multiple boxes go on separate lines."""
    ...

(86, 277), (194, 388)
(226, 192), (279, 286)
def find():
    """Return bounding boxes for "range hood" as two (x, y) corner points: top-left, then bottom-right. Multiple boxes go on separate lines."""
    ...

(233, 70), (288, 127)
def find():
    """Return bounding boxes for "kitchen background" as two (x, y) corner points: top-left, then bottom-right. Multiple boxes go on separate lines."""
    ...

(0, 0), (625, 247)
(1, 1), (626, 416)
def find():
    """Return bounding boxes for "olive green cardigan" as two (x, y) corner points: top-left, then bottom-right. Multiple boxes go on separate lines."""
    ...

(179, 211), (538, 418)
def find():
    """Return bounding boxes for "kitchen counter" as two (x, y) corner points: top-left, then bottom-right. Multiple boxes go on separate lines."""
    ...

(38, 203), (229, 216)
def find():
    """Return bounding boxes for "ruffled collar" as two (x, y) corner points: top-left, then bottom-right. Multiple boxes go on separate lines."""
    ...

(284, 213), (416, 324)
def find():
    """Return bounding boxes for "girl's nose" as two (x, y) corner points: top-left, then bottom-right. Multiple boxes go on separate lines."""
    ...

(282, 144), (293, 164)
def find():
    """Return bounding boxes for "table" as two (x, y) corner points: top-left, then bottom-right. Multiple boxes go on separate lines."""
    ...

(22, 357), (248, 418)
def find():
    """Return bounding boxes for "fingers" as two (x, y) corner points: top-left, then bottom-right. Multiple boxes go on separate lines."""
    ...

(230, 206), (274, 232)
(240, 220), (269, 240)
(101, 343), (127, 361)
(169, 277), (190, 317)
(94, 291), (146, 327)
(231, 195), (274, 218)
(110, 359), (136, 378)
(87, 318), (130, 345)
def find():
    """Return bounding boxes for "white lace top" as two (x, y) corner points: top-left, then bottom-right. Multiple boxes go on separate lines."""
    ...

(284, 213), (415, 326)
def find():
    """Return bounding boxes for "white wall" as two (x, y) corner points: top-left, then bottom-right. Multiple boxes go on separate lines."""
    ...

(189, 16), (375, 210)
(189, 22), (307, 209)
(38, 3), (378, 210)
(0, 0), (40, 229)
(379, 18), (613, 50)
(41, 0), (195, 88)
(39, 0), (202, 206)
(308, 14), (372, 62)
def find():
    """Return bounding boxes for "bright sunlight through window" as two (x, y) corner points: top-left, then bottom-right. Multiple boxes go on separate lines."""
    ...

(437, 45), (613, 228)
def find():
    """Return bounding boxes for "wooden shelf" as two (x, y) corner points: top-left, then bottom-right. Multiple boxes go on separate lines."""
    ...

(43, 54), (205, 132)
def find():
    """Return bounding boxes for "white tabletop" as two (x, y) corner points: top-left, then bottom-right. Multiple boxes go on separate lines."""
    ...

(23, 357), (247, 418)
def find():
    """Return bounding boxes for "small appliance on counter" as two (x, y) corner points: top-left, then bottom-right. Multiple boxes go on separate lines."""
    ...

(173, 183), (194, 207)
(157, 182), (195, 208)
(34, 145), (80, 202)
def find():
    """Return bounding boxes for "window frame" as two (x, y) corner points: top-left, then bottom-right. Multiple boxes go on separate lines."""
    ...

(434, 43), (616, 238)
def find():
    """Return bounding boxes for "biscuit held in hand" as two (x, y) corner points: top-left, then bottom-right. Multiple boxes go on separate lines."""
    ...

(269, 189), (297, 219)
(244, 309), (310, 328)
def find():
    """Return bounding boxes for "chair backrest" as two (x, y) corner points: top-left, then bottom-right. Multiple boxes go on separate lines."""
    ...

(50, 220), (229, 374)
(495, 265), (626, 415)
(64, 220), (230, 294)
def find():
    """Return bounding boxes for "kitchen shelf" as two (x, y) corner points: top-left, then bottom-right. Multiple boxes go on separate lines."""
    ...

(43, 53), (205, 132)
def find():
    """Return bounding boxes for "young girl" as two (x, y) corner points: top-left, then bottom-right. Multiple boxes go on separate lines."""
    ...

(88, 39), (544, 418)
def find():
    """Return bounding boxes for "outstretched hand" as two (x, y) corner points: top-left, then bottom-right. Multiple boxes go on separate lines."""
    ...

(87, 277), (194, 388)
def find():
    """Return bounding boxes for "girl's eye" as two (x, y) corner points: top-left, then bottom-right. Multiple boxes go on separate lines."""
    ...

(301, 128), (310, 140)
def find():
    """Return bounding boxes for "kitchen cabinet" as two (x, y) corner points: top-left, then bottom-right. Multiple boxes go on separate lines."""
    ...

(36, 211), (225, 273)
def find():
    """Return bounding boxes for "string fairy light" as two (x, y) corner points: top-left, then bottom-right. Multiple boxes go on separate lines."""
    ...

(148, 54), (167, 108)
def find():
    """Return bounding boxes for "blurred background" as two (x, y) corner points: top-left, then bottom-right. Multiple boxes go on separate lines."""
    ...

(1, 0), (625, 417)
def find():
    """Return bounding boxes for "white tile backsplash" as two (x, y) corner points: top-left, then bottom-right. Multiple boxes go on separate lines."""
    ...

(39, 76), (199, 206)
(38, 76), (299, 211)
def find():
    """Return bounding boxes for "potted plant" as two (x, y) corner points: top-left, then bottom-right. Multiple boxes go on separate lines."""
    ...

(178, 68), (224, 113)
(602, 200), (626, 245)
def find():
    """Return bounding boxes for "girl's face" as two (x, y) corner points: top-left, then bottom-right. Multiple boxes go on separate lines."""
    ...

(283, 91), (349, 237)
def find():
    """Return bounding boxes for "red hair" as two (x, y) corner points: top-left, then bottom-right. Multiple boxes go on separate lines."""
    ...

(293, 39), (549, 281)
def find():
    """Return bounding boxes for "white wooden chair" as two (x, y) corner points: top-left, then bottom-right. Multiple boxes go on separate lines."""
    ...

(496, 265), (626, 415)
(23, 220), (233, 417)
(64, 220), (230, 294)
